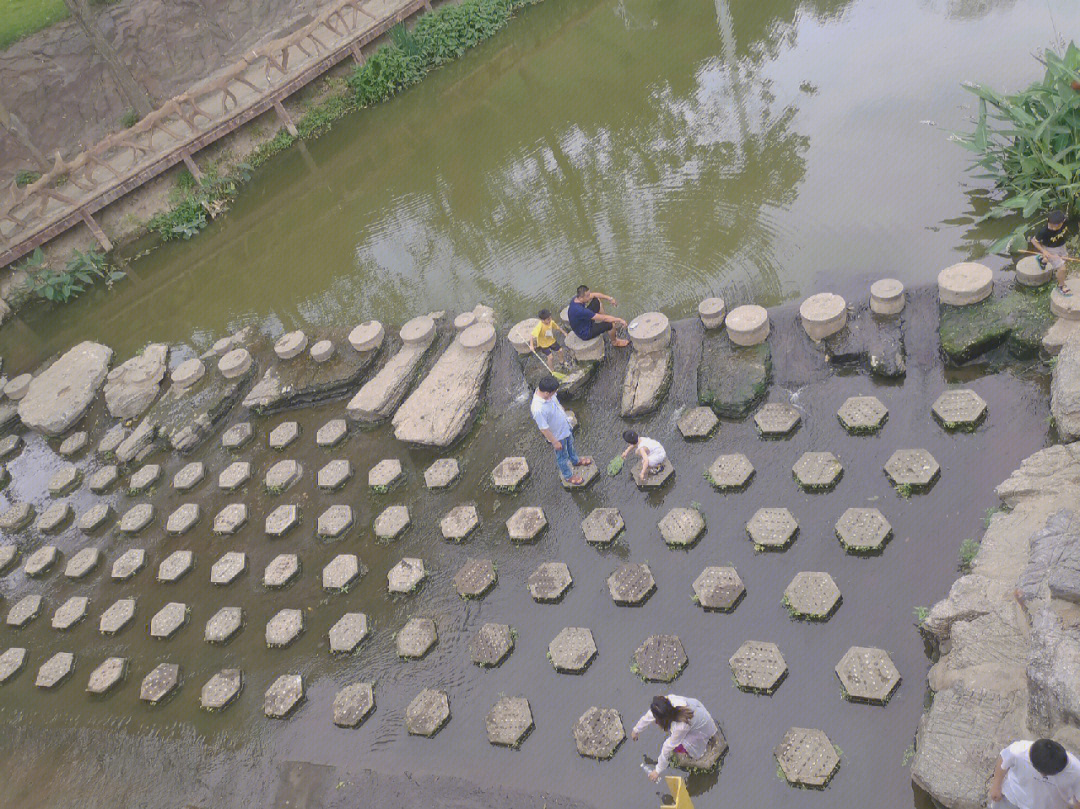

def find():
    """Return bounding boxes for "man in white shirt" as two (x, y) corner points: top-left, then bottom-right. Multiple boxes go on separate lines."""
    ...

(989, 739), (1080, 809)
(530, 375), (592, 485)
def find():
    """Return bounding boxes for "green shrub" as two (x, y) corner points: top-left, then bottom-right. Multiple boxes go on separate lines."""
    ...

(119, 108), (140, 129)
(30, 248), (125, 303)
(148, 165), (250, 241)
(958, 538), (980, 573)
(14, 169), (41, 188)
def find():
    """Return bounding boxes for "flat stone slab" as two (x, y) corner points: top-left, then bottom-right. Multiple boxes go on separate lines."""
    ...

(836, 645), (901, 704)
(213, 503), (247, 534)
(698, 335), (771, 418)
(837, 395), (888, 433)
(36, 502), (72, 534)
(0, 502), (33, 532)
(317, 459), (351, 490)
(793, 451), (843, 491)
(574, 707), (624, 759)
(470, 622), (514, 667)
(221, 422), (253, 450)
(397, 617), (437, 658)
(86, 657), (126, 695)
(266, 609), (303, 647)
(317, 505), (353, 538)
(268, 421), (299, 449)
(506, 506), (547, 542)
(210, 551), (246, 585)
(730, 640), (788, 694)
(19, 341), (112, 436)
(150, 602), (189, 638)
(347, 318), (436, 422)
(581, 508), (624, 545)
(88, 464), (119, 493)
(487, 696), (533, 747)
(157, 550), (193, 583)
(201, 668), (242, 711)
(677, 406), (719, 440)
(316, 419), (348, 447)
(64, 547), (101, 579)
(263, 554), (300, 588)
(775, 727), (840, 788)
(218, 461), (251, 490)
(204, 607), (243, 644)
(705, 453), (754, 490)
(836, 508), (892, 554)
(440, 504), (479, 541)
(754, 403), (801, 437)
(406, 688), (450, 737)
(140, 663), (180, 704)
(0, 647), (27, 684)
(264, 674), (304, 718)
(374, 505), (410, 540)
(633, 634), (687, 681)
(388, 557), (425, 593)
(747, 508), (798, 550)
(111, 548), (146, 580)
(368, 459), (404, 491)
(329, 613), (369, 653)
(35, 651), (75, 689)
(932, 389), (987, 430)
(528, 561), (572, 602)
(166, 503), (200, 535)
(127, 463), (161, 494)
(25, 545), (59, 576)
(52, 596), (89, 630)
(549, 627), (597, 673)
(693, 566), (745, 610)
(7, 594), (42, 627)
(454, 558), (497, 599)
(119, 503), (154, 534)
(884, 448), (940, 491)
(58, 431), (89, 457)
(491, 456), (529, 491)
(264, 504), (299, 537)
(76, 503), (111, 533)
(424, 458), (460, 489)
(48, 463), (81, 495)
(620, 345), (672, 417)
(784, 572), (841, 620)
(99, 598), (135, 634)
(608, 563), (655, 605)
(333, 682), (375, 727)
(659, 507), (705, 548)
(323, 554), (363, 592)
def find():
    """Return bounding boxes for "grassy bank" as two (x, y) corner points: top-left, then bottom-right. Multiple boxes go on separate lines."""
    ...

(0, 0), (68, 49)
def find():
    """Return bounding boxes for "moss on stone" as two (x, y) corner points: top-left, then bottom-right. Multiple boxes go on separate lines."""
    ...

(939, 285), (1054, 364)
(697, 337), (771, 418)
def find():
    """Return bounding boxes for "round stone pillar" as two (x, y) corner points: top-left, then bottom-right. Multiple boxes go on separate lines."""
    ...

(799, 293), (847, 341)
(869, 279), (905, 315)
(171, 359), (205, 389)
(218, 349), (252, 379)
(698, 297), (726, 329)
(275, 331), (307, 360)
(627, 312), (671, 353)
(1015, 255), (1052, 287)
(401, 315), (436, 345)
(725, 305), (770, 346)
(348, 321), (385, 353)
(460, 322), (496, 352)
(507, 318), (540, 355)
(938, 262), (993, 306)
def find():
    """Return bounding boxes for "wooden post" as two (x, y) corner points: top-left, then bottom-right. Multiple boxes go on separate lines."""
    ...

(78, 209), (113, 252)
(180, 150), (203, 181)
(350, 42), (365, 65)
(272, 99), (299, 137)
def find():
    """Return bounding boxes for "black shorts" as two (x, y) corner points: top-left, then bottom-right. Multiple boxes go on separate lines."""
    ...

(580, 297), (610, 340)
(536, 340), (563, 356)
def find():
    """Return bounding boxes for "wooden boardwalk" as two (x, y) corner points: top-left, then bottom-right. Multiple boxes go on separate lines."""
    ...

(0, 0), (430, 270)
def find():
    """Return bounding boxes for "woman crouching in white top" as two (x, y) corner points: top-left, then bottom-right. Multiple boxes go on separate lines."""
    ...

(631, 695), (718, 781)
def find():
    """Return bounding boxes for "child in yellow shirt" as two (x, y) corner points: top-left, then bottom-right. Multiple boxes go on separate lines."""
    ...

(529, 309), (566, 370)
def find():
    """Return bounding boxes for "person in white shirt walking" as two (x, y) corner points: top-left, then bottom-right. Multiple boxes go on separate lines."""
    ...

(631, 695), (719, 782)
(530, 375), (593, 485)
(989, 738), (1080, 809)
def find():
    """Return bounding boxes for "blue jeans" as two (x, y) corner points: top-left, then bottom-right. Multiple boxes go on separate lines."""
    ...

(553, 432), (580, 479)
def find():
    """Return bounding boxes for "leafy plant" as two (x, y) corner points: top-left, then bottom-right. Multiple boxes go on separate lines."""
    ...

(958, 538), (980, 572)
(30, 248), (125, 303)
(606, 456), (624, 476)
(120, 108), (141, 129)
(913, 606), (930, 625)
(15, 169), (41, 188)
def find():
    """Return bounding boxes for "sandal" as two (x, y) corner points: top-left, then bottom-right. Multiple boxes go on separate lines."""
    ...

(575, 457), (593, 467)
(566, 476), (585, 486)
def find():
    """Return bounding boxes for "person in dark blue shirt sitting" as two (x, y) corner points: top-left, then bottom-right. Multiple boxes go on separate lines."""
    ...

(566, 285), (629, 348)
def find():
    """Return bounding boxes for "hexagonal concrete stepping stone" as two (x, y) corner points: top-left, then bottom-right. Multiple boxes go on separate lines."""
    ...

(317, 459), (351, 490)
(562, 461), (599, 490)
(333, 682), (375, 727)
(0, 647), (27, 684)
(210, 551), (246, 585)
(0, 434), (22, 460)
(793, 451), (843, 491)
(406, 688), (450, 737)
(264, 504), (299, 538)
(329, 613), (369, 653)
(77, 503), (111, 533)
(424, 458), (460, 489)
(264, 674), (304, 718)
(37, 502), (72, 534)
(747, 508), (798, 551)
(470, 622), (514, 668)
(677, 406), (719, 440)
(774, 727), (840, 788)
(268, 421), (299, 450)
(0, 543), (16, 574)
(487, 696), (534, 747)
(607, 563), (655, 606)
(548, 627), (597, 673)
(166, 503), (200, 535)
(127, 463), (161, 494)
(111, 548), (146, 580)
(323, 554), (363, 592)
(835, 508), (892, 554)
(884, 449), (940, 492)
(218, 461), (251, 491)
(99, 598), (135, 635)
(633, 634), (687, 682)
(528, 561), (572, 602)
(754, 403), (801, 437)
(7, 594), (42, 627)
(396, 617), (437, 658)
(440, 504), (479, 542)
(317, 505), (353, 539)
(140, 663), (180, 704)
(265, 460), (302, 492)
(368, 459), (404, 492)
(692, 566), (745, 611)
(201, 668), (242, 711)
(172, 461), (205, 491)
(213, 503), (247, 534)
(932, 389), (987, 431)
(24, 545), (58, 577)
(58, 431), (89, 457)
(634, 459), (675, 489)
(36, 652), (75, 689)
(374, 505), (410, 541)
(659, 507), (705, 549)
(581, 508), (624, 545)
(837, 395), (888, 434)
(150, 602), (189, 638)
(48, 464), (82, 496)
(784, 572), (842, 620)
(574, 707), (624, 759)
(157, 550), (194, 583)
(88, 464), (119, 493)
(52, 596), (89, 630)
(64, 547), (101, 579)
(86, 657), (126, 695)
(730, 640), (788, 694)
(316, 419), (348, 448)
(836, 646), (901, 704)
(263, 554), (300, 588)
(204, 607), (243, 644)
(506, 507), (547, 542)
(119, 503), (153, 534)
(0, 502), (34, 532)
(491, 456), (529, 491)
(388, 557), (425, 594)
(221, 422), (253, 450)
(266, 609), (304, 647)
(705, 453), (754, 490)
(454, 558), (496, 599)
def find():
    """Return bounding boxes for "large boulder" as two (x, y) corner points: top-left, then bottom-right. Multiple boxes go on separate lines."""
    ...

(697, 335), (771, 418)
(18, 341), (112, 435)
(1052, 331), (1080, 441)
(103, 344), (168, 419)
(1027, 608), (1080, 734)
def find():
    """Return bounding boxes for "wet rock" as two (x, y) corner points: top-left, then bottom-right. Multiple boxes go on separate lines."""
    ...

(837, 395), (888, 434)
(677, 406), (719, 440)
(317, 459), (352, 490)
(328, 613), (369, 653)
(265, 459), (302, 492)
(114, 419), (154, 463)
(166, 503), (200, 535)
(0, 543), (16, 573)
(263, 554), (300, 588)
(368, 459), (403, 492)
(210, 551), (246, 585)
(1043, 318), (1080, 357)
(406, 688), (450, 737)
(792, 451), (842, 491)
(119, 503), (154, 534)
(35, 652), (75, 689)
(620, 345), (672, 417)
(4, 374), (31, 401)
(264, 674), (304, 718)
(18, 341), (112, 435)
(333, 682), (375, 727)
(213, 503), (247, 535)
(549, 627), (596, 673)
(52, 596), (88, 630)
(374, 505), (410, 540)
(86, 657), (126, 694)
(528, 561), (572, 603)
(265, 609), (303, 647)
(0, 647), (27, 684)
(424, 458), (460, 489)
(697, 335), (771, 418)
(730, 640), (787, 694)
(491, 456), (529, 491)
(103, 344), (168, 419)
(387, 557), (425, 594)
(24, 545), (59, 576)
(140, 663), (180, 704)
(111, 549), (145, 580)
(440, 504), (479, 541)
(6, 594), (42, 627)
(581, 507), (623, 545)
(87, 464), (119, 493)
(48, 463), (81, 495)
(693, 566), (745, 611)
(506, 506), (547, 542)
(58, 431), (88, 457)
(0, 434), (22, 460)
(201, 669), (242, 711)
(172, 461), (205, 491)
(470, 623), (514, 667)
(705, 453), (754, 490)
(633, 634), (687, 682)
(1023, 609), (1080, 734)
(822, 304), (907, 378)
(150, 602), (188, 638)
(217, 460), (251, 490)
(454, 558), (496, 599)
(835, 646), (901, 704)
(317, 505), (353, 539)
(347, 316), (437, 422)
(323, 554), (362, 592)
(573, 707), (624, 759)
(64, 547), (100, 579)
(607, 563), (655, 606)
(315, 419), (347, 448)
(933, 389), (987, 431)
(98, 598), (135, 634)
(221, 422), (253, 450)
(486, 696), (533, 747)
(884, 448), (940, 492)
(835, 508), (892, 554)
(396, 617), (437, 658)
(1052, 332), (1080, 441)
(774, 727), (840, 788)
(658, 507), (705, 548)
(939, 286), (1054, 363)
(264, 504), (299, 537)
(784, 572), (841, 620)
(158, 550), (194, 583)
(0, 501), (33, 531)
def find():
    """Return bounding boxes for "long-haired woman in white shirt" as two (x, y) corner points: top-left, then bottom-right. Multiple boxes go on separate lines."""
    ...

(631, 694), (719, 781)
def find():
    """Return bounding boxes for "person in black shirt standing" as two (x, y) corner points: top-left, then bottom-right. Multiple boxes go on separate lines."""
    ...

(1031, 209), (1072, 291)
